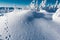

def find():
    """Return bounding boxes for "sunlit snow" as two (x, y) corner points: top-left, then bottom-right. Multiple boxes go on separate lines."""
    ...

(0, 0), (60, 40)
(0, 8), (60, 40)
(52, 8), (60, 23)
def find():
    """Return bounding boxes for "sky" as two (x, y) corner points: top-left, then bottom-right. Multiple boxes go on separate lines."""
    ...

(0, 0), (60, 7)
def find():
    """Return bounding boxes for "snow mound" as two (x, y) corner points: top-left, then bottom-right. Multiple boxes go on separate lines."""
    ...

(0, 9), (60, 40)
(52, 8), (60, 23)
(0, 9), (32, 40)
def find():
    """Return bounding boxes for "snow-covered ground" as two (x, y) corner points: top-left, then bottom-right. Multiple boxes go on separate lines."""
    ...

(0, 9), (60, 40)
(52, 8), (60, 23)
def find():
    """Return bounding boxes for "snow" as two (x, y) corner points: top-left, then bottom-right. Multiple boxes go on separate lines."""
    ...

(0, 8), (60, 40)
(52, 8), (60, 23)
(0, 9), (32, 40)
(39, 9), (48, 14)
(30, 3), (35, 9)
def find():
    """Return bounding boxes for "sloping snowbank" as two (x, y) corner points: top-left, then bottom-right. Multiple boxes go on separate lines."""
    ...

(0, 9), (60, 40)
(52, 8), (60, 23)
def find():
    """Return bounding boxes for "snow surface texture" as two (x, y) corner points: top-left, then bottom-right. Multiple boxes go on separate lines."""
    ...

(0, 9), (60, 40)
(52, 8), (60, 23)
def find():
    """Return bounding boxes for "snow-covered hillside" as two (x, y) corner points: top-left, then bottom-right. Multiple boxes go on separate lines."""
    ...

(0, 9), (60, 40)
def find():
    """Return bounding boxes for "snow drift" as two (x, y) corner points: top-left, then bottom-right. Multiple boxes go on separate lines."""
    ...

(52, 8), (60, 23)
(0, 9), (60, 40)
